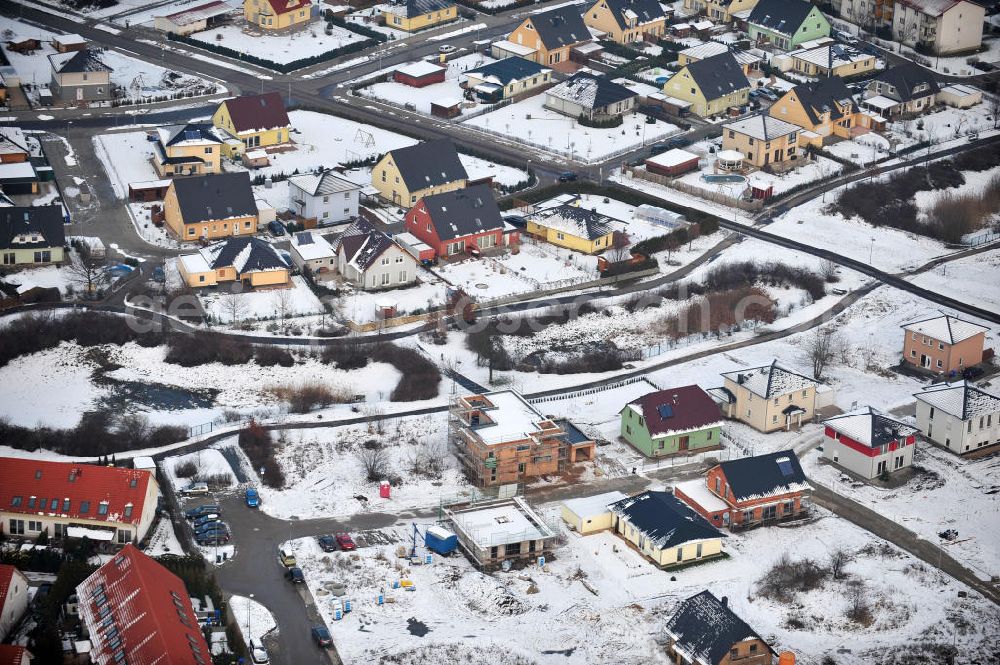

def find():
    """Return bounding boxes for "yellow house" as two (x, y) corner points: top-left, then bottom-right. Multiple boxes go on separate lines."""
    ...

(684, 0), (760, 22)
(383, 0), (458, 32)
(714, 361), (820, 432)
(178, 236), (290, 289)
(677, 41), (762, 76)
(153, 123), (223, 177)
(609, 491), (725, 568)
(243, 0), (312, 31)
(0, 206), (65, 267)
(584, 0), (667, 44)
(211, 92), (291, 158)
(526, 203), (620, 254)
(505, 5), (592, 67)
(163, 172), (259, 241)
(372, 139), (468, 206)
(560, 491), (627, 534)
(722, 114), (801, 168)
(770, 77), (871, 147)
(663, 51), (750, 117)
(788, 44), (877, 79)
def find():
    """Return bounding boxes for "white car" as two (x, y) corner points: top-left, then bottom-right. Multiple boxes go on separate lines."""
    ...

(182, 481), (209, 494)
(438, 44), (456, 54)
(249, 640), (269, 664)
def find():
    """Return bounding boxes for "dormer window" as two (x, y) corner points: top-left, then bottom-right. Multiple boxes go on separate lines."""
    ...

(98, 502), (109, 516)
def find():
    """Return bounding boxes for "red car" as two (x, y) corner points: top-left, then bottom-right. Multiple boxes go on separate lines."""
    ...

(335, 532), (356, 551)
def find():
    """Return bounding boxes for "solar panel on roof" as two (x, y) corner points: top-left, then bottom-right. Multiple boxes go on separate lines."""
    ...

(657, 404), (673, 418)
(776, 457), (793, 476)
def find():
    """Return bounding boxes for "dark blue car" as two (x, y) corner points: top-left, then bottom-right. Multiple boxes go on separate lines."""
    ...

(245, 487), (260, 508)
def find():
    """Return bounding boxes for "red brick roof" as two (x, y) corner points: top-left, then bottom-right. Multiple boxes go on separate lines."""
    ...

(220, 92), (290, 134)
(624, 385), (723, 436)
(262, 0), (310, 15)
(77, 544), (211, 665)
(0, 645), (28, 665)
(0, 458), (153, 528)
(0, 564), (21, 623)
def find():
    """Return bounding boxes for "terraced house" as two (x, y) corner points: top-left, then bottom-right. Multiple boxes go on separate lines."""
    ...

(244, 0), (313, 31)
(584, 0), (667, 44)
(747, 0), (831, 50)
(620, 386), (724, 458)
(0, 458), (159, 545)
(663, 51), (751, 117)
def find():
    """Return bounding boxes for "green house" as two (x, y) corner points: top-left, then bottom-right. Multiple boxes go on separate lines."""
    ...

(620, 385), (723, 457)
(747, 0), (830, 51)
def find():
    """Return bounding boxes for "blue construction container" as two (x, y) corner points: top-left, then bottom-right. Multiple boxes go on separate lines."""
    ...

(424, 525), (458, 555)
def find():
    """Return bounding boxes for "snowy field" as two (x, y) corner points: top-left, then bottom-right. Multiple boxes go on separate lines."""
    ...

(199, 276), (326, 325)
(342, 277), (447, 325)
(289, 506), (999, 665)
(360, 53), (498, 117)
(909, 248), (1000, 313)
(462, 94), (680, 163)
(188, 22), (366, 66)
(161, 448), (237, 494)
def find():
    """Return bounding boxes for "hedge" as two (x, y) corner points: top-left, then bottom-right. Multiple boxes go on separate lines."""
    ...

(450, 0), (534, 16)
(326, 12), (388, 42)
(578, 113), (623, 129)
(167, 31), (378, 74)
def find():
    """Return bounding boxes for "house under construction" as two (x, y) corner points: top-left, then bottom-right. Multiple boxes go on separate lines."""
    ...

(448, 390), (595, 487)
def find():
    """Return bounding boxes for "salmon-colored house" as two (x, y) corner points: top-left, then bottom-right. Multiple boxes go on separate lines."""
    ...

(901, 312), (989, 375)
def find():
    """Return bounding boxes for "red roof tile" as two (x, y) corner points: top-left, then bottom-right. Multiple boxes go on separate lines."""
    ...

(0, 564), (19, 621)
(624, 385), (723, 436)
(220, 92), (290, 134)
(263, 0), (310, 15)
(77, 544), (211, 665)
(0, 458), (153, 528)
(0, 645), (28, 665)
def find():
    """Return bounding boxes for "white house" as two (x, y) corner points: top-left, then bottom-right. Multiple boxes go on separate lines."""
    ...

(333, 219), (417, 291)
(890, 0), (985, 56)
(914, 381), (1000, 455)
(289, 230), (336, 277)
(287, 170), (360, 227)
(0, 564), (29, 641)
(821, 407), (919, 480)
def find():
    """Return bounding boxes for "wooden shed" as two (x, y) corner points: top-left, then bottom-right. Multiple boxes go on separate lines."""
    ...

(431, 98), (462, 119)
(128, 179), (170, 202)
(52, 34), (87, 53)
(645, 148), (700, 177)
(394, 60), (447, 88)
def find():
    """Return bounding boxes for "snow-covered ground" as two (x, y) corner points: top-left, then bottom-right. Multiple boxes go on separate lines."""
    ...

(161, 448), (237, 493)
(909, 248), (1000, 313)
(291, 505), (998, 665)
(145, 517), (185, 557)
(199, 276), (326, 325)
(229, 594), (277, 653)
(359, 53), (497, 117)
(462, 94), (680, 163)
(674, 145), (844, 197)
(342, 276), (446, 324)
(188, 21), (366, 66)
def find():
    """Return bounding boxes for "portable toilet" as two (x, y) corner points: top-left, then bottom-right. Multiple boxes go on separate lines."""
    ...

(424, 525), (458, 555)
(379, 481), (391, 499)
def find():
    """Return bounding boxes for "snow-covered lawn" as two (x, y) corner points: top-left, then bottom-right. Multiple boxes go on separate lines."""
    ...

(161, 448), (237, 494)
(0, 343), (106, 428)
(199, 276), (325, 325)
(359, 53), (497, 116)
(188, 21), (366, 66)
(145, 517), (184, 557)
(3, 262), (79, 295)
(462, 94), (680, 163)
(290, 506), (998, 665)
(909, 248), (1000, 313)
(93, 129), (161, 198)
(229, 594), (277, 651)
(803, 441), (1000, 581)
(255, 413), (471, 520)
(342, 276), (447, 325)
(825, 133), (892, 165)
(885, 104), (996, 150)
(346, 6), (410, 40)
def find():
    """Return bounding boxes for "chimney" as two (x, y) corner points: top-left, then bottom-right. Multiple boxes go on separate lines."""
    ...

(721, 596), (728, 607)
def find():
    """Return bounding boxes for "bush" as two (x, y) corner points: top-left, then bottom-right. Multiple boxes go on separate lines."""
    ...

(321, 342), (370, 370)
(370, 344), (441, 401)
(0, 414), (186, 457)
(757, 553), (829, 602)
(577, 114), (623, 129)
(538, 348), (630, 374)
(255, 346), (295, 368)
(269, 382), (348, 413)
(164, 334), (254, 367)
(701, 261), (826, 301)
(175, 460), (198, 478)
(237, 420), (284, 488)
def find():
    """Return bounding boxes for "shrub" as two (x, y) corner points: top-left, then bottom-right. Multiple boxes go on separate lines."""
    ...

(321, 342), (370, 370)
(269, 382), (348, 413)
(237, 420), (284, 488)
(254, 346), (295, 368)
(577, 114), (623, 129)
(370, 344), (441, 401)
(757, 553), (829, 602)
(0, 312), (164, 368)
(174, 460), (198, 478)
(0, 414), (185, 457)
(164, 334), (254, 367)
(701, 261), (825, 301)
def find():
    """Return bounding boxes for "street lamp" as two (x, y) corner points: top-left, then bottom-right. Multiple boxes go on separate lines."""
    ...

(869, 237), (876, 264)
(247, 593), (254, 645)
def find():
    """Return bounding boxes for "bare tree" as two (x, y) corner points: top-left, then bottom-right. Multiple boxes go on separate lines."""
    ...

(604, 245), (632, 263)
(989, 91), (1000, 130)
(219, 288), (248, 325)
(355, 443), (389, 482)
(829, 548), (850, 580)
(819, 259), (839, 283)
(405, 438), (447, 479)
(272, 288), (293, 330)
(67, 259), (110, 296)
(806, 327), (843, 380)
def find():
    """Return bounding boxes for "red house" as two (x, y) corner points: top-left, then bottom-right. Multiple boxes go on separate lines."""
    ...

(76, 544), (212, 665)
(674, 450), (810, 530)
(393, 60), (447, 88)
(405, 183), (516, 259)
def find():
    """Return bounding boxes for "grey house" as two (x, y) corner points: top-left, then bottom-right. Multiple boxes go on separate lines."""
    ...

(48, 49), (113, 103)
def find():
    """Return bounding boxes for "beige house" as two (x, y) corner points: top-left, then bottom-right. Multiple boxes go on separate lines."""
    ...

(683, 0), (760, 22)
(722, 114), (801, 168)
(0, 458), (160, 546)
(372, 139), (468, 206)
(663, 51), (750, 117)
(892, 0), (985, 55)
(710, 361), (820, 432)
(163, 172), (258, 240)
(152, 123), (224, 177)
(608, 491), (725, 568)
(48, 49), (112, 103)
(584, 0), (667, 44)
(1, 206), (66, 267)
(559, 491), (627, 534)
(177, 236), (290, 289)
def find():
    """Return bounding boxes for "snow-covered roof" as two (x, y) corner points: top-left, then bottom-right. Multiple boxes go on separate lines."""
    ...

(178, 252), (211, 274)
(528, 203), (620, 241)
(665, 591), (769, 665)
(647, 148), (700, 168)
(491, 40), (538, 57)
(790, 43), (872, 69)
(463, 390), (552, 446)
(680, 41), (759, 65)
(449, 497), (555, 547)
(0, 162), (37, 180)
(67, 525), (115, 541)
(939, 84), (980, 97)
(721, 361), (817, 399)
(395, 59), (447, 78)
(545, 72), (635, 111)
(162, 0), (232, 25)
(823, 406), (918, 448)
(54, 33), (86, 46)
(609, 491), (724, 550)
(718, 450), (810, 502)
(562, 491), (627, 519)
(914, 381), (1000, 421)
(896, 0), (965, 17)
(291, 231), (335, 261)
(724, 114), (800, 141)
(288, 170), (359, 197)
(901, 312), (989, 344)
(673, 479), (728, 513)
(862, 94), (898, 110)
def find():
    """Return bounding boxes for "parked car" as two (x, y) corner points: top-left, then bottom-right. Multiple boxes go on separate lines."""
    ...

(245, 487), (260, 508)
(335, 532), (356, 551)
(279, 546), (297, 567)
(285, 567), (305, 584)
(182, 481), (209, 494)
(186, 505), (221, 520)
(197, 533), (230, 545)
(194, 521), (226, 535)
(268, 220), (286, 236)
(317, 535), (337, 552)
(151, 266), (165, 283)
(502, 214), (527, 228)
(834, 29), (859, 45)
(311, 625), (333, 648)
(249, 640), (270, 664)
(193, 514), (220, 528)
(420, 257), (437, 268)
(438, 44), (456, 54)
(758, 88), (778, 101)
(558, 171), (578, 182)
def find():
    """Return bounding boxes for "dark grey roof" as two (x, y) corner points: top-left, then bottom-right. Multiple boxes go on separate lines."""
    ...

(48, 48), (112, 74)
(171, 172), (257, 224)
(527, 6), (591, 50)
(665, 591), (770, 665)
(684, 52), (750, 100)
(603, 0), (666, 30)
(870, 63), (940, 103)
(420, 183), (504, 242)
(788, 76), (855, 125)
(335, 218), (395, 270)
(387, 139), (468, 193)
(530, 203), (616, 240)
(393, 0), (453, 18)
(748, 0), (818, 35)
(162, 123), (222, 147)
(608, 491), (724, 550)
(465, 57), (549, 86)
(717, 450), (809, 503)
(547, 72), (636, 111)
(0, 206), (65, 250)
(206, 237), (288, 273)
